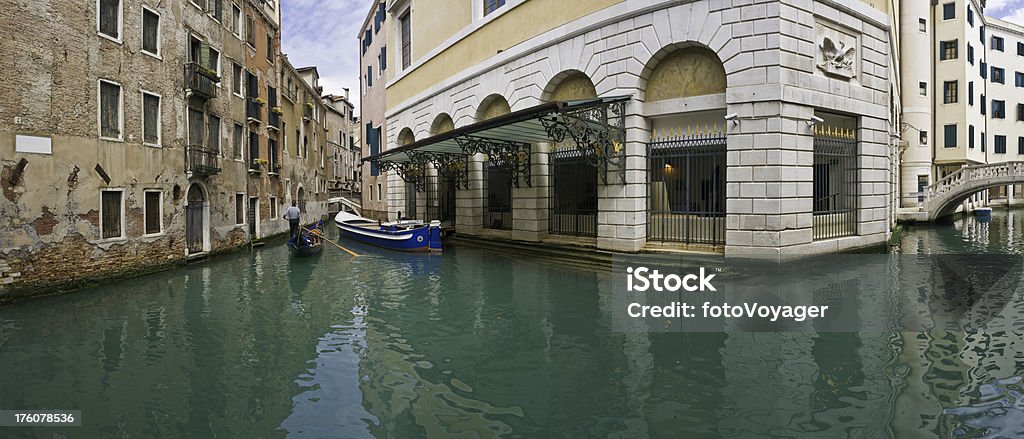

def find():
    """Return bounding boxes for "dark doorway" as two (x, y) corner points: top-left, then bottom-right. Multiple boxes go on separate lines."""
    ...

(186, 185), (206, 254)
(549, 150), (597, 237)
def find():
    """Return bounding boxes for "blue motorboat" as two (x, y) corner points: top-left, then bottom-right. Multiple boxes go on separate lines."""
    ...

(334, 211), (442, 252)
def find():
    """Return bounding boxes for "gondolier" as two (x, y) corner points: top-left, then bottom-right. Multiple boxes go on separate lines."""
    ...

(283, 201), (301, 239)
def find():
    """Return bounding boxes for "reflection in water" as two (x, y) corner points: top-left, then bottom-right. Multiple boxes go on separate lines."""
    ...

(1, 212), (1024, 436)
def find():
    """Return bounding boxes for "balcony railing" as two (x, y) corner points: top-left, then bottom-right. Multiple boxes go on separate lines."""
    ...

(247, 99), (263, 123)
(184, 63), (219, 100)
(186, 145), (221, 176)
(268, 111), (280, 130)
(303, 104), (313, 122)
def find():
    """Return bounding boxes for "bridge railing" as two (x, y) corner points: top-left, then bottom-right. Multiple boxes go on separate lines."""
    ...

(925, 162), (1024, 201)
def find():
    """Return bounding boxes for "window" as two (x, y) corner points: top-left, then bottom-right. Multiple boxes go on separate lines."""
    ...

(1019, 137), (1024, 155)
(1019, 42), (1024, 56)
(99, 80), (122, 139)
(375, 2), (385, 33)
(235, 193), (244, 224)
(943, 2), (955, 20)
(245, 14), (255, 46)
(981, 62), (987, 79)
(270, 197), (278, 218)
(982, 94), (986, 115)
(207, 114), (221, 154)
(981, 26), (985, 43)
(208, 46), (221, 78)
(919, 18), (926, 33)
(362, 29), (371, 55)
(188, 107), (204, 148)
(144, 191), (161, 235)
(968, 44), (974, 64)
(233, 62), (243, 97)
(944, 124), (957, 148)
(969, 125), (975, 148)
(378, 183), (382, 202)
(940, 40), (957, 60)
(266, 33), (273, 61)
(920, 131), (928, 146)
(968, 6), (974, 26)
(379, 46), (387, 72)
(1018, 72), (1024, 88)
(142, 91), (161, 146)
(211, 0), (223, 22)
(993, 100), (1006, 119)
(992, 36), (1004, 51)
(992, 67), (1005, 84)
(232, 3), (242, 38)
(969, 81), (974, 106)
(919, 81), (927, 96)
(100, 189), (123, 239)
(400, 10), (412, 69)
(1019, 103), (1024, 121)
(141, 7), (160, 56)
(995, 135), (1007, 154)
(367, 66), (373, 87)
(484, 0), (506, 16)
(943, 81), (957, 104)
(233, 123), (243, 159)
(98, 0), (121, 40)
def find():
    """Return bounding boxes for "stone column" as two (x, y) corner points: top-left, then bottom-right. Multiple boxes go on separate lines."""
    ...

(455, 155), (485, 235)
(510, 142), (550, 242)
(597, 101), (647, 253)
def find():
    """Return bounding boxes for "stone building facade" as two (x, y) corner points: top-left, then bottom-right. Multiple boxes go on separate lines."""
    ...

(375, 0), (896, 259)
(0, 0), (328, 299)
(358, 0), (391, 220)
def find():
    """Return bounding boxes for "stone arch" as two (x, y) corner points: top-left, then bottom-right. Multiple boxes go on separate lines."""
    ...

(476, 94), (511, 121)
(639, 44), (727, 102)
(430, 113), (455, 136)
(542, 70), (598, 102)
(296, 186), (306, 212)
(397, 127), (416, 146)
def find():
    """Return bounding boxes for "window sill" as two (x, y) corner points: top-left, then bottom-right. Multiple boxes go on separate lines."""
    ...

(93, 237), (128, 245)
(99, 136), (124, 143)
(141, 233), (166, 242)
(97, 32), (122, 45)
(143, 142), (162, 148)
(141, 50), (162, 61)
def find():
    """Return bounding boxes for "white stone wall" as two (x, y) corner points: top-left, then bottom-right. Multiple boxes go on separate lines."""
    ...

(383, 0), (893, 258)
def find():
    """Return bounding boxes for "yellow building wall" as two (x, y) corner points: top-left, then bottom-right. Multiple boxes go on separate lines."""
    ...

(411, 0), (472, 63)
(387, 0), (623, 108)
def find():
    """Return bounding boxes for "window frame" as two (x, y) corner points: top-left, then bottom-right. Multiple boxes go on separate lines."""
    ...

(995, 135), (1007, 154)
(484, 0), (507, 16)
(943, 124), (957, 148)
(943, 80), (958, 104)
(97, 0), (123, 43)
(99, 188), (126, 241)
(235, 193), (245, 225)
(143, 190), (164, 236)
(992, 35), (1004, 52)
(940, 40), (958, 61)
(942, 2), (955, 20)
(399, 9), (412, 70)
(98, 79), (124, 141)
(233, 123), (244, 161)
(140, 5), (161, 59)
(232, 62), (244, 98)
(140, 89), (162, 147)
(993, 99), (1006, 119)
(232, 3), (242, 39)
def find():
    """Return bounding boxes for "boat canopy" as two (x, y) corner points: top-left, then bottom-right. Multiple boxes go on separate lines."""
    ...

(363, 96), (630, 190)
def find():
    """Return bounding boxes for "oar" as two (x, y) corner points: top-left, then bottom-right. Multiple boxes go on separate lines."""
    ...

(301, 226), (361, 257)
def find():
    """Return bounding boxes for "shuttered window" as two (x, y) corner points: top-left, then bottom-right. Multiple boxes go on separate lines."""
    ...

(235, 193), (244, 225)
(142, 8), (159, 55)
(188, 108), (204, 146)
(212, 0), (223, 22)
(207, 114), (221, 154)
(99, 0), (120, 39)
(143, 92), (160, 145)
(99, 80), (121, 139)
(101, 190), (122, 239)
(400, 11), (411, 69)
(233, 124), (243, 159)
(144, 191), (161, 235)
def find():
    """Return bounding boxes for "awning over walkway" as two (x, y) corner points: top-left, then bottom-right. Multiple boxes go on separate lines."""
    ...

(365, 95), (630, 190)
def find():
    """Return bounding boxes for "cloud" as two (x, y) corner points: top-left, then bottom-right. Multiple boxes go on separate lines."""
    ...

(281, 0), (368, 112)
(988, 0), (1024, 26)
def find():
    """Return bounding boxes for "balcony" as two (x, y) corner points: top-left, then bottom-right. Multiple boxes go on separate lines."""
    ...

(247, 98), (263, 125)
(184, 63), (219, 100)
(268, 109), (281, 131)
(186, 145), (221, 176)
(303, 104), (313, 122)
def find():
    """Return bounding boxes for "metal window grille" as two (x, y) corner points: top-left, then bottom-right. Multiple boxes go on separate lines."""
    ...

(647, 129), (726, 245)
(812, 127), (858, 240)
(483, 161), (513, 230)
(549, 147), (597, 237)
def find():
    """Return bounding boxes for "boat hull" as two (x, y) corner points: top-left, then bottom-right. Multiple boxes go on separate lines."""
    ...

(334, 212), (442, 252)
(288, 242), (323, 257)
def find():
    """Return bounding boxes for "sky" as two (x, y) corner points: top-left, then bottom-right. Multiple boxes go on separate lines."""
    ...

(281, 0), (368, 112)
(280, 0), (1024, 114)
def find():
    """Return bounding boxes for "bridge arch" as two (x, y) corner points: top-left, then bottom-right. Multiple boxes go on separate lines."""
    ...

(924, 162), (1024, 220)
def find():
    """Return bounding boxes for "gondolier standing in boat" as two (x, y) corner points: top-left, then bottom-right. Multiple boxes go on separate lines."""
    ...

(283, 201), (301, 239)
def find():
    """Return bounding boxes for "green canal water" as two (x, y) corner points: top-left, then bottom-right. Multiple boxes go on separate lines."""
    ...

(3, 211), (1024, 438)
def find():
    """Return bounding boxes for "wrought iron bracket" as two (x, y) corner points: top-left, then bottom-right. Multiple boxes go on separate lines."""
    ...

(377, 157), (427, 192)
(540, 100), (627, 184)
(455, 136), (532, 187)
(425, 151), (471, 190)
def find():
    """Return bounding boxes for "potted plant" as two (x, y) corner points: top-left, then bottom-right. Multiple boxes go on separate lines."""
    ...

(252, 158), (269, 168)
(305, 102), (314, 110)
(271, 106), (283, 115)
(272, 163), (282, 172)
(253, 97), (267, 106)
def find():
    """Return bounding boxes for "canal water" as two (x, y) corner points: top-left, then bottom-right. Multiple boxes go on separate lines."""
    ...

(2, 211), (1024, 438)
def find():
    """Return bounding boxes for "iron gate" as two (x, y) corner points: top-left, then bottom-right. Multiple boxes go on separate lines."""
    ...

(549, 149), (598, 237)
(424, 173), (439, 222)
(483, 161), (513, 230)
(647, 134), (726, 245)
(440, 176), (456, 223)
(812, 127), (858, 240)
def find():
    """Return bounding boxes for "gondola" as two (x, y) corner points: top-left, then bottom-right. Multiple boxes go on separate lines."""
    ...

(287, 221), (324, 257)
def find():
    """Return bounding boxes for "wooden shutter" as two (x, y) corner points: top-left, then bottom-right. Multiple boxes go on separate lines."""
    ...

(145, 192), (160, 234)
(143, 93), (159, 144)
(101, 191), (122, 239)
(100, 82), (120, 138)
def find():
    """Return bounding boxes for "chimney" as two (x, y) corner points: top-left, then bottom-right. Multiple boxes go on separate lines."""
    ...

(343, 88), (349, 100)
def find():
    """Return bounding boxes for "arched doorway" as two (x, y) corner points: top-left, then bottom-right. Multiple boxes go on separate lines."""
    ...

(543, 71), (598, 238)
(186, 184), (208, 254)
(642, 46), (728, 246)
(398, 126), (421, 220)
(475, 96), (514, 230)
(297, 187), (306, 214)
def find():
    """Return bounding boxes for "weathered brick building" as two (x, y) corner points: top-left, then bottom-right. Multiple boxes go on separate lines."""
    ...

(0, 0), (328, 300)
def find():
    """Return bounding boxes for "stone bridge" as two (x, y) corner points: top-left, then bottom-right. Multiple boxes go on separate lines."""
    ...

(919, 161), (1024, 220)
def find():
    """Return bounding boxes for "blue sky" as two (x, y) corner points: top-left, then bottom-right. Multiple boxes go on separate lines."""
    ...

(281, 0), (1024, 113)
(281, 0), (368, 111)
